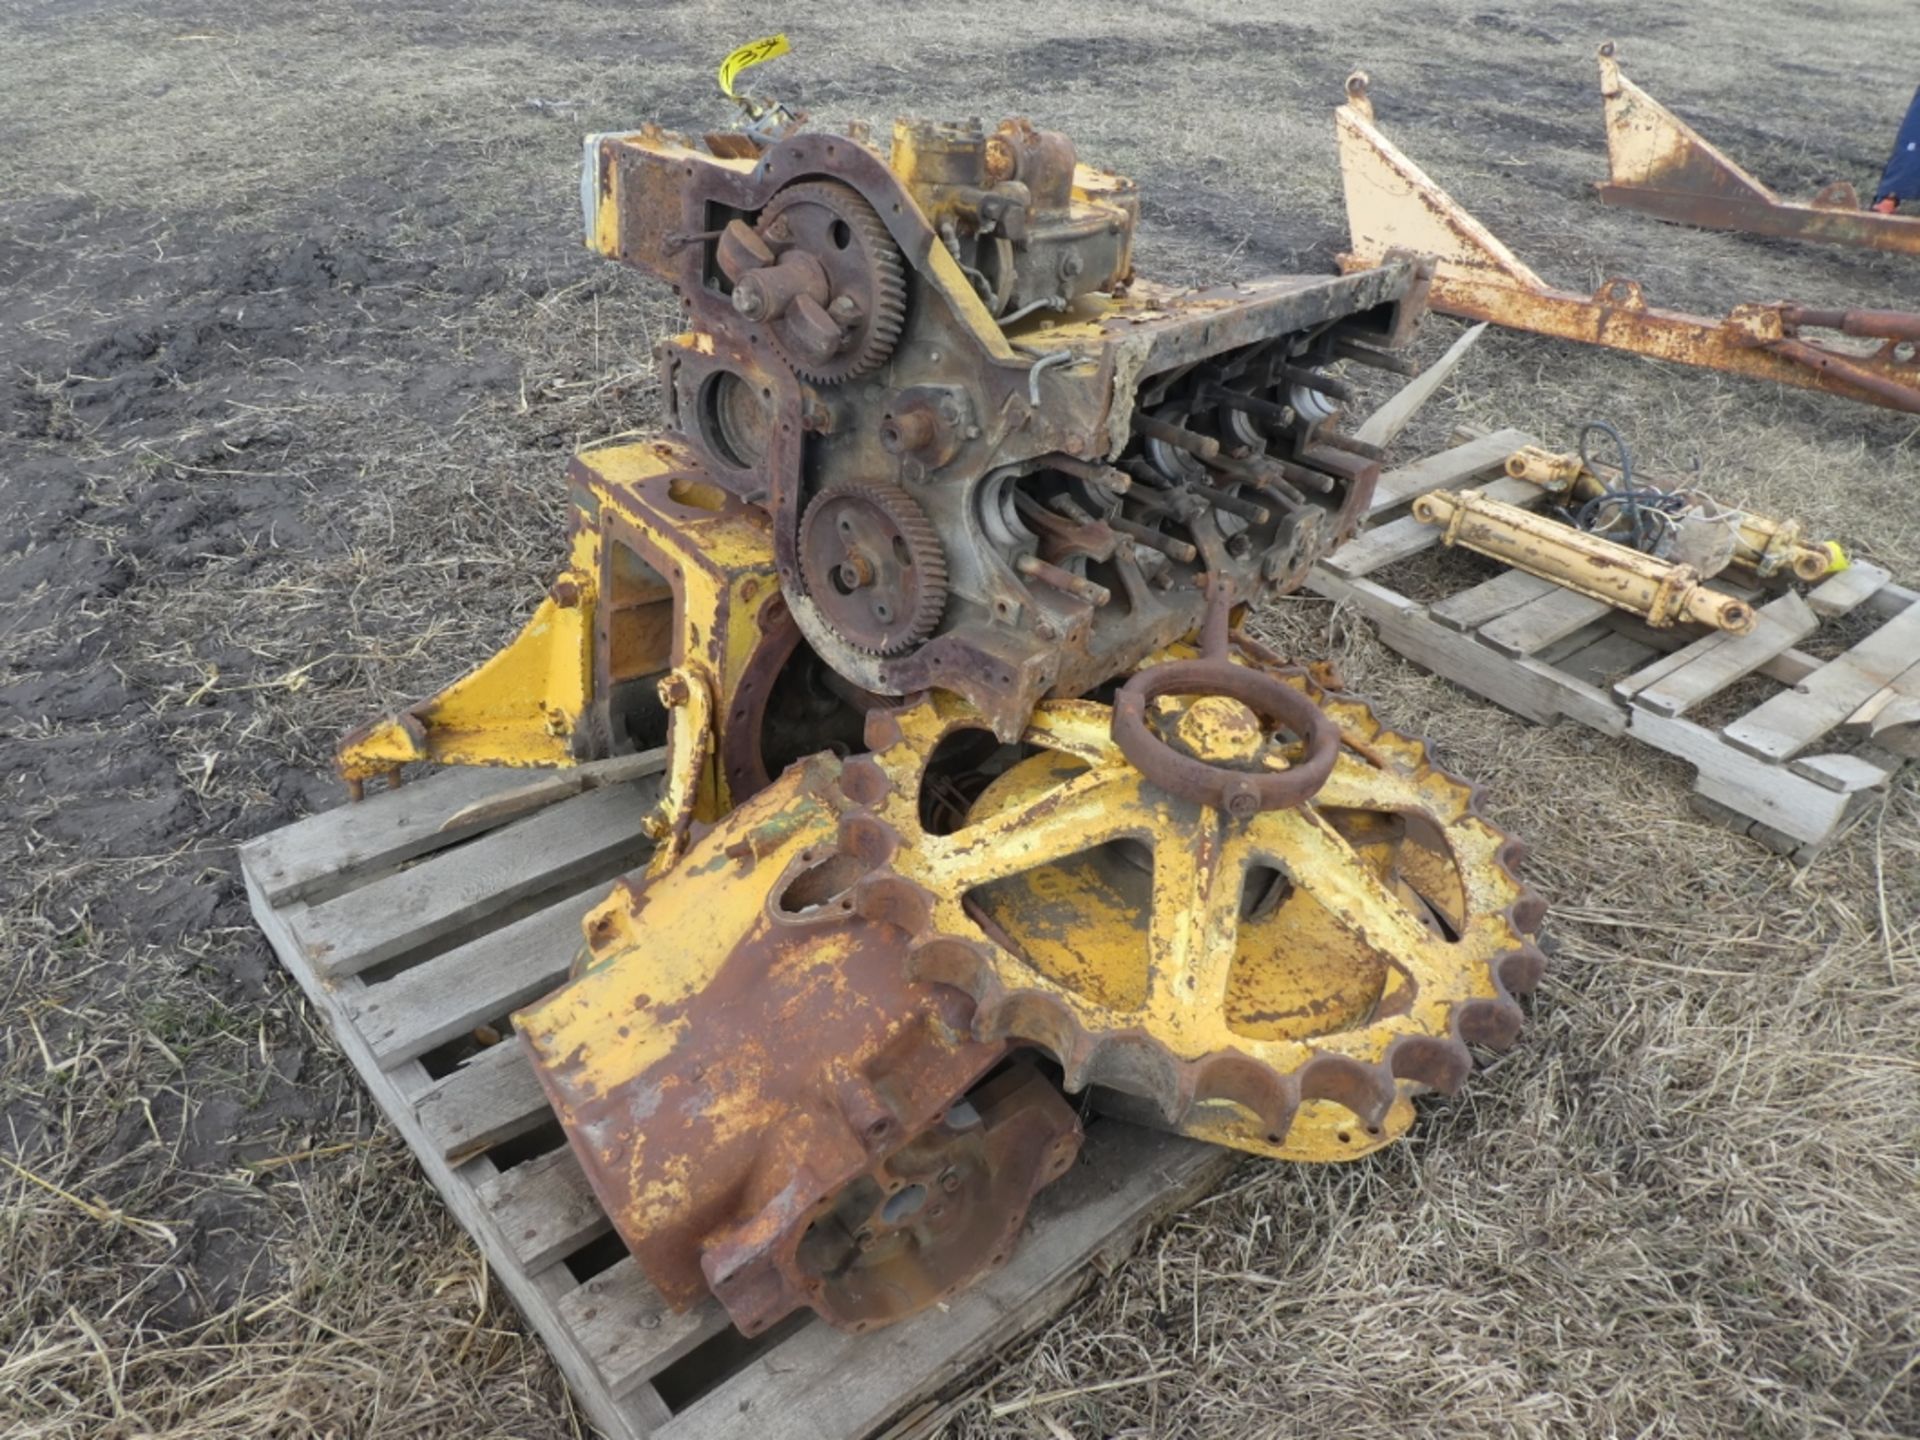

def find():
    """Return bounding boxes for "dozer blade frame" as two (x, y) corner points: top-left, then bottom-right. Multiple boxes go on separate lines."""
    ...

(1333, 71), (1920, 414)
(1594, 42), (1920, 258)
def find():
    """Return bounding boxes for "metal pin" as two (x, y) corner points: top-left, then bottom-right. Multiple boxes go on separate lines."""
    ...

(1016, 553), (1111, 606)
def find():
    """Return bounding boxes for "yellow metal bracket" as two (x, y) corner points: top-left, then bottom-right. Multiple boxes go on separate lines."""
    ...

(643, 665), (716, 876)
(1595, 42), (1920, 257)
(337, 532), (600, 792)
(1334, 71), (1920, 414)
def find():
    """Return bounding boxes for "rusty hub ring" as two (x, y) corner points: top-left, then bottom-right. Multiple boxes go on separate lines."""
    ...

(1111, 658), (1340, 815)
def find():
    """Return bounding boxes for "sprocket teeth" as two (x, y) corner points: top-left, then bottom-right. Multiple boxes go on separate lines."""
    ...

(1508, 888), (1548, 938)
(1080, 1033), (1194, 1116)
(1385, 1032), (1475, 1095)
(1193, 1051), (1297, 1136)
(870, 678), (1547, 1153)
(1498, 940), (1548, 995)
(1297, 1052), (1400, 1130)
(1453, 996), (1527, 1051)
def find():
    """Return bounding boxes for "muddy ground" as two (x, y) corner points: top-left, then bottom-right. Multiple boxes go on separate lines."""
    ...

(3, 1), (1917, 1437)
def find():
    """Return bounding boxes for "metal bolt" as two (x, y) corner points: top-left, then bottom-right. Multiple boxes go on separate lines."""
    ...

(732, 280), (768, 321)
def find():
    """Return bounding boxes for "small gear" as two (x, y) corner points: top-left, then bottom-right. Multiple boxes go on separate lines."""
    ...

(749, 181), (907, 385)
(799, 483), (948, 656)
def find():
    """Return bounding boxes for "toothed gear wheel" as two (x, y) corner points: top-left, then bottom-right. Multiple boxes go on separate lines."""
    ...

(753, 181), (907, 384)
(799, 483), (948, 656)
(828, 656), (1546, 1161)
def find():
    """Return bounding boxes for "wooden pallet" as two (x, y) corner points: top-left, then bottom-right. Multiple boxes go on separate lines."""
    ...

(240, 767), (1235, 1440)
(1309, 428), (1920, 861)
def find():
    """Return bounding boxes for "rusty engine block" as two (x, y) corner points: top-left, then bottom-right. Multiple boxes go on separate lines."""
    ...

(341, 107), (1545, 1338)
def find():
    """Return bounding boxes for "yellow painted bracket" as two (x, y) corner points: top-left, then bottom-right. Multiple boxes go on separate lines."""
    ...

(643, 665), (716, 877)
(337, 558), (597, 789)
(1595, 42), (1920, 257)
(1333, 71), (1920, 414)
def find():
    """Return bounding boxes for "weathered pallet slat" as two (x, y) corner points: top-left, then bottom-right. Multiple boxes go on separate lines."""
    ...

(346, 891), (598, 1066)
(559, 1258), (731, 1402)
(1479, 587), (1614, 657)
(1632, 590), (1819, 718)
(1805, 559), (1890, 618)
(416, 1035), (553, 1163)
(1431, 569), (1558, 631)
(1308, 433), (1915, 861)
(1723, 602), (1920, 761)
(291, 781), (654, 980)
(247, 764), (533, 906)
(242, 763), (1234, 1440)
(1552, 630), (1658, 687)
(1362, 424), (1530, 513)
(476, 1143), (611, 1272)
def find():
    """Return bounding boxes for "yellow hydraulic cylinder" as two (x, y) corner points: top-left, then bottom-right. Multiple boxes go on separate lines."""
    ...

(1411, 488), (1757, 634)
(1501, 446), (1841, 583)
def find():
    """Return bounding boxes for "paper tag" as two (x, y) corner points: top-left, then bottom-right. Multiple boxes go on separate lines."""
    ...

(718, 34), (790, 99)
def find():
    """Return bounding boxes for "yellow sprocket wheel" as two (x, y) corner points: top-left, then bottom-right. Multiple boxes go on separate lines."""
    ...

(838, 652), (1545, 1162)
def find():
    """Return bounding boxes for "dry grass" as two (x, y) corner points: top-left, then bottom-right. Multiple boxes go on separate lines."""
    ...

(3, 1), (1917, 1437)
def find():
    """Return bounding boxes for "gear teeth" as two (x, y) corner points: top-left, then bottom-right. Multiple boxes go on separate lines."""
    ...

(872, 676), (1548, 1154)
(1498, 940), (1548, 995)
(755, 181), (908, 385)
(1193, 1052), (1297, 1138)
(1454, 997), (1527, 1050)
(1080, 1032), (1193, 1115)
(799, 484), (948, 657)
(1508, 886), (1548, 938)
(1297, 1052), (1399, 1130)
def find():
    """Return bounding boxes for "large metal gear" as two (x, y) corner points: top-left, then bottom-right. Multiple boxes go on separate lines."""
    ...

(720, 180), (908, 385)
(799, 483), (949, 656)
(836, 650), (1545, 1163)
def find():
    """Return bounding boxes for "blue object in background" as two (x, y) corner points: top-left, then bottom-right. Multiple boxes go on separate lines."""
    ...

(1875, 86), (1920, 204)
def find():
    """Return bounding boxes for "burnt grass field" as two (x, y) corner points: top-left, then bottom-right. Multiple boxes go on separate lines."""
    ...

(3, 2), (1918, 1437)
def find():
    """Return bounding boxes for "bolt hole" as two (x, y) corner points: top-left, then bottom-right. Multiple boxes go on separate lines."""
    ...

(1264, 1132), (1282, 1145)
(830, 218), (853, 249)
(1336, 1131), (1352, 1144)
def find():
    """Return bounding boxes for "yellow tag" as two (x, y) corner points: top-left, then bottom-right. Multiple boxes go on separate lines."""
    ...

(718, 34), (789, 99)
(1824, 540), (1851, 573)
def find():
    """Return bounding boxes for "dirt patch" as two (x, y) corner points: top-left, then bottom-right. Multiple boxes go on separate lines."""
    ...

(3, 2), (1917, 1438)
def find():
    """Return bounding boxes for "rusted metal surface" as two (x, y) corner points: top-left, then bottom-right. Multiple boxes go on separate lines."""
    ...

(1112, 584), (1340, 814)
(350, 101), (1551, 1339)
(518, 753), (1079, 1337)
(584, 117), (1426, 739)
(1335, 72), (1920, 414)
(1594, 42), (1920, 257)
(1411, 487), (1757, 632)
(844, 655), (1543, 1165)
